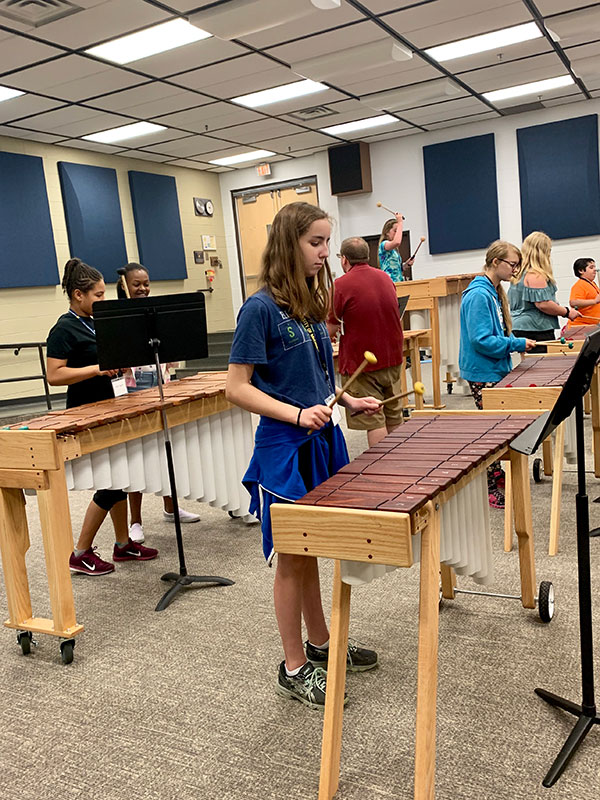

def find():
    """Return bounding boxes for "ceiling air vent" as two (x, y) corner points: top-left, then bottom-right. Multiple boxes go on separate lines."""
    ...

(288, 105), (337, 121)
(500, 101), (545, 115)
(0, 0), (81, 27)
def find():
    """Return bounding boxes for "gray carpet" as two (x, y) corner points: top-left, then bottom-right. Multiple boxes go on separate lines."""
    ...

(0, 398), (599, 800)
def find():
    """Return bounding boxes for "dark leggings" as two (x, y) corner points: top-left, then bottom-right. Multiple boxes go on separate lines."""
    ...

(92, 489), (127, 511)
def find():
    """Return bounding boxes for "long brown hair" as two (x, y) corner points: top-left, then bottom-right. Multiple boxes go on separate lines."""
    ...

(484, 240), (521, 334)
(377, 218), (397, 268)
(259, 202), (333, 321)
(512, 231), (554, 286)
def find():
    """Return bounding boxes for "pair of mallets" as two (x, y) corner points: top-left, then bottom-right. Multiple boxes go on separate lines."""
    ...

(307, 351), (425, 432)
(376, 202), (426, 260)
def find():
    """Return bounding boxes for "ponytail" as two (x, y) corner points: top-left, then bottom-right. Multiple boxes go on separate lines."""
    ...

(496, 283), (512, 335)
(62, 257), (103, 299)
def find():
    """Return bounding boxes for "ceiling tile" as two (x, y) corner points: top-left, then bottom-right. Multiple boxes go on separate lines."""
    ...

(251, 130), (335, 153)
(30, 0), (170, 49)
(341, 62), (442, 97)
(459, 52), (571, 93)
(4, 55), (145, 101)
(426, 110), (501, 129)
(542, 91), (588, 107)
(143, 135), (236, 157)
(171, 54), (297, 98)
(153, 102), (264, 134)
(89, 83), (211, 118)
(401, 96), (492, 125)
(11, 108), (132, 137)
(0, 35), (63, 75)
(158, 1), (213, 11)
(116, 149), (173, 162)
(536, 1), (592, 13)
(132, 38), (247, 78)
(428, 39), (554, 75)
(59, 139), (124, 154)
(339, 119), (412, 140)
(0, 126), (66, 143)
(361, 1), (426, 12)
(222, 118), (306, 144)
(0, 95), (64, 124)
(270, 19), (388, 63)
(168, 158), (211, 170)
(361, 127), (421, 142)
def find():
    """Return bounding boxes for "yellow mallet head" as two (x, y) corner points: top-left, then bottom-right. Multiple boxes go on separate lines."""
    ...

(414, 381), (425, 395)
(376, 202), (382, 207)
(364, 350), (378, 365)
(420, 236), (426, 242)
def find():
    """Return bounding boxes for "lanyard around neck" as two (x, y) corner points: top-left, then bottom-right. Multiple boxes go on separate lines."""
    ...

(69, 308), (95, 336)
(300, 318), (333, 392)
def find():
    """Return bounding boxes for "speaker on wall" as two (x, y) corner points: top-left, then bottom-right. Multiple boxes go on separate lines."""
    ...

(328, 142), (372, 196)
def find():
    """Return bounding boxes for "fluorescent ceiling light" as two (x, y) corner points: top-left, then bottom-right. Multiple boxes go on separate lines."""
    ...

(364, 78), (462, 112)
(190, 0), (340, 42)
(320, 115), (397, 136)
(292, 38), (412, 82)
(209, 149), (275, 166)
(232, 79), (327, 108)
(0, 86), (24, 103)
(484, 75), (574, 103)
(426, 22), (542, 63)
(85, 19), (211, 64)
(83, 122), (167, 144)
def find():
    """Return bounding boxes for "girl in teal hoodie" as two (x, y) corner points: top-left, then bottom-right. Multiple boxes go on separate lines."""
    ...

(459, 240), (536, 507)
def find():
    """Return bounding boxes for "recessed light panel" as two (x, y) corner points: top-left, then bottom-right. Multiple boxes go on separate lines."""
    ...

(0, 86), (25, 103)
(320, 115), (397, 136)
(83, 122), (167, 144)
(484, 75), (574, 103)
(86, 19), (211, 65)
(209, 149), (275, 166)
(426, 22), (542, 63)
(232, 80), (328, 109)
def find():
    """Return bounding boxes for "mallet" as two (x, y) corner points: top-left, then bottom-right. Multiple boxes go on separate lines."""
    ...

(350, 380), (426, 416)
(410, 236), (426, 260)
(535, 337), (574, 349)
(376, 202), (405, 220)
(574, 314), (600, 324)
(308, 351), (377, 433)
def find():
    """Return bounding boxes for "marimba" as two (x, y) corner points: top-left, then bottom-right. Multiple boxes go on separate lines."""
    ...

(0, 373), (255, 659)
(395, 274), (478, 408)
(271, 411), (539, 800)
(482, 355), (586, 555)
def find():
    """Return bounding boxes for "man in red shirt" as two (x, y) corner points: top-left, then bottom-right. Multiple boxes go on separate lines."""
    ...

(327, 236), (404, 446)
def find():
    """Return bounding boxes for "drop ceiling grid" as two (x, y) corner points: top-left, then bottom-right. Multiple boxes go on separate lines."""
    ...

(0, 1), (596, 165)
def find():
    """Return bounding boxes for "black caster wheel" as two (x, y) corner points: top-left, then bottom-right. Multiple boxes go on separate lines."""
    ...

(538, 581), (555, 623)
(228, 510), (240, 519)
(447, 383), (453, 395)
(17, 631), (32, 656)
(60, 639), (75, 665)
(533, 458), (543, 483)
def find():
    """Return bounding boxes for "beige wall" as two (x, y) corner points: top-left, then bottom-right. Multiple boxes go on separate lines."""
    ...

(0, 134), (235, 403)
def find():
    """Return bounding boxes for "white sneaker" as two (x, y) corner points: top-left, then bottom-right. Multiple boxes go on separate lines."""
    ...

(129, 522), (145, 543)
(163, 508), (200, 523)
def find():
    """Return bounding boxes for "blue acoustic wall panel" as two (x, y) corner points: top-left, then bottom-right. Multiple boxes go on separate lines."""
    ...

(517, 115), (600, 240)
(58, 161), (127, 280)
(128, 171), (187, 280)
(0, 150), (59, 287)
(423, 133), (500, 254)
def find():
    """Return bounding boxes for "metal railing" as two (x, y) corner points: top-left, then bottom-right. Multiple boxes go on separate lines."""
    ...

(0, 342), (52, 409)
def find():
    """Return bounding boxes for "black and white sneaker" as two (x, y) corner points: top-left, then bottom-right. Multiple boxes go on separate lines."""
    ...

(306, 639), (378, 673)
(276, 661), (342, 710)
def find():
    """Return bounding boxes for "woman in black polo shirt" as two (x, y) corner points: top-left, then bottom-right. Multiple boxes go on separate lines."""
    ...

(46, 258), (158, 576)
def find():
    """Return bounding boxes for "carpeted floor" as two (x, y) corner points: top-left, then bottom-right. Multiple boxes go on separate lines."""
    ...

(0, 397), (599, 800)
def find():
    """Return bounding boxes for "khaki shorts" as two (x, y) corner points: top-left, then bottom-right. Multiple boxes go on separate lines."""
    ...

(343, 364), (404, 431)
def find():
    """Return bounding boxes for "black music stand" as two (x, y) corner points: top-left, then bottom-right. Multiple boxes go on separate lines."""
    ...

(510, 329), (600, 787)
(93, 293), (234, 611)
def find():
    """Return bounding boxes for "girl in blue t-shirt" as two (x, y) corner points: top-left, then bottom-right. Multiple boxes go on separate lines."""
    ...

(227, 202), (380, 709)
(378, 213), (414, 282)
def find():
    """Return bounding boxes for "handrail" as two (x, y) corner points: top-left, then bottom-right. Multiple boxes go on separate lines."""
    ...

(0, 341), (52, 409)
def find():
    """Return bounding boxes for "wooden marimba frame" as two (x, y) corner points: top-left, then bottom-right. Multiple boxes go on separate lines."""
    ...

(395, 274), (477, 409)
(0, 373), (255, 662)
(271, 411), (540, 800)
(481, 354), (595, 556)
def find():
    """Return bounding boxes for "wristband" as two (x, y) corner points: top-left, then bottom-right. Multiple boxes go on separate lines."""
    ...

(296, 408), (303, 427)
(565, 306), (570, 317)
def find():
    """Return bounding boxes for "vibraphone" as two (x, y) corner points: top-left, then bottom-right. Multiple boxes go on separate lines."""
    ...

(271, 411), (539, 800)
(395, 273), (478, 408)
(0, 373), (255, 659)
(482, 355), (585, 555)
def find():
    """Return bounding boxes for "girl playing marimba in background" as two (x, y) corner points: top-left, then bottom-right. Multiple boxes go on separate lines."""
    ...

(227, 202), (380, 710)
(377, 212), (414, 282)
(116, 262), (200, 544)
(508, 231), (581, 350)
(568, 257), (600, 327)
(459, 241), (537, 509)
(46, 258), (158, 576)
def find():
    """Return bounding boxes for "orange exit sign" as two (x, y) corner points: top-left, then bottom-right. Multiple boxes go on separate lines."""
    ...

(256, 162), (271, 176)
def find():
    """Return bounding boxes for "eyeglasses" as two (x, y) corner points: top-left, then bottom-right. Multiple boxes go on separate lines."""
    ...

(500, 259), (520, 269)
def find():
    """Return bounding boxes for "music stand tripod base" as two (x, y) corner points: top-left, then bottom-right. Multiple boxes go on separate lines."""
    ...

(157, 572), (235, 612)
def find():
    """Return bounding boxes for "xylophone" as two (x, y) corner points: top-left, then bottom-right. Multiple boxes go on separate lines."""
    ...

(271, 411), (540, 800)
(545, 325), (600, 421)
(0, 373), (256, 659)
(395, 274), (478, 408)
(482, 355), (590, 555)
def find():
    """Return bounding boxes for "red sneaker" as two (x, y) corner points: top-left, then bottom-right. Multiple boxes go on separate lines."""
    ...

(69, 547), (115, 576)
(113, 539), (158, 562)
(488, 489), (505, 510)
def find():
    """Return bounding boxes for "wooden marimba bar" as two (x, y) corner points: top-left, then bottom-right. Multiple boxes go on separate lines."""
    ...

(395, 274), (478, 409)
(482, 355), (588, 555)
(0, 373), (255, 659)
(271, 411), (538, 800)
(545, 325), (600, 424)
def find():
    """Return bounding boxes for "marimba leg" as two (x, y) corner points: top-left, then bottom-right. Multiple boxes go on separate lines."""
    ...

(542, 437), (553, 477)
(503, 460), (513, 552)
(319, 560), (351, 800)
(411, 338), (425, 411)
(510, 452), (536, 609)
(430, 302), (443, 410)
(584, 389), (592, 415)
(36, 466), (81, 636)
(549, 421), (565, 556)
(415, 502), (441, 800)
(440, 563), (455, 600)
(0, 487), (33, 628)
(590, 366), (600, 479)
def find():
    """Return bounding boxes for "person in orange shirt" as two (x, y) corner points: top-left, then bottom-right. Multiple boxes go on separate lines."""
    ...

(569, 258), (600, 327)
